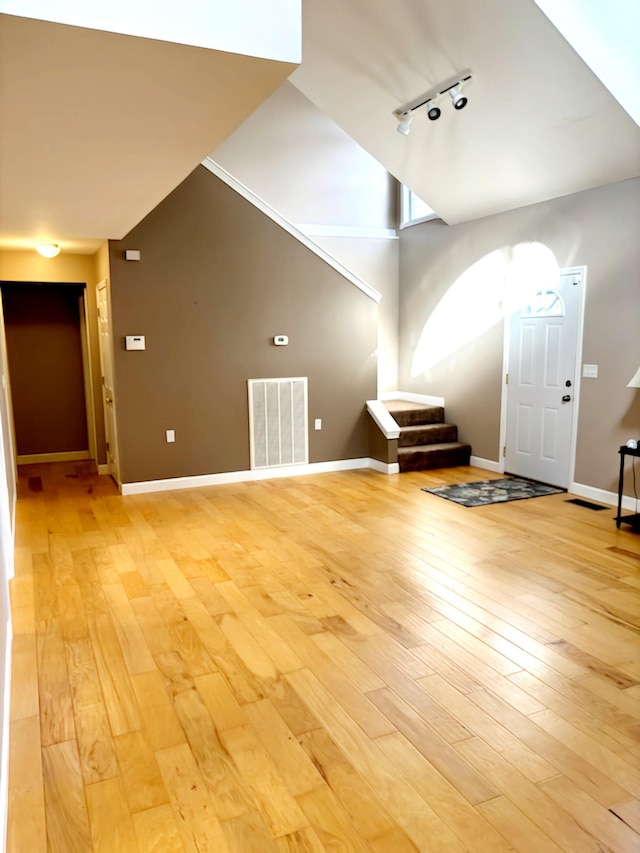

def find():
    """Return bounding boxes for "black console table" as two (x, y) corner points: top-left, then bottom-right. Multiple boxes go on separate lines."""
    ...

(616, 444), (640, 529)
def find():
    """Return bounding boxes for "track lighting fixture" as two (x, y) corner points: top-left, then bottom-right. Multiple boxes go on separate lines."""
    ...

(426, 101), (441, 121)
(393, 70), (472, 135)
(449, 85), (467, 110)
(397, 112), (413, 135)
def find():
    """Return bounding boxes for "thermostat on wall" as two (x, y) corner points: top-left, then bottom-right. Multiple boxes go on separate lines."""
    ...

(125, 250), (141, 261)
(274, 335), (288, 346)
(125, 335), (146, 350)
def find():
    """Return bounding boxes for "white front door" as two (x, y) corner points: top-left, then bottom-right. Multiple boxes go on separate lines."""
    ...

(505, 270), (583, 488)
(96, 282), (120, 483)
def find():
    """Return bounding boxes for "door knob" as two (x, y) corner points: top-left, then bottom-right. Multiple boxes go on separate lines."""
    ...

(562, 395), (571, 403)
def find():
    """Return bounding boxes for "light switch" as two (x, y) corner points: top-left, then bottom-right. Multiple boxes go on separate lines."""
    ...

(125, 335), (145, 350)
(582, 364), (598, 379)
(166, 429), (175, 443)
(314, 419), (322, 430)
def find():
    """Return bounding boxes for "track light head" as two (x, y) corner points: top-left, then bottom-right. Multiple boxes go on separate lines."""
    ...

(426, 101), (441, 121)
(397, 112), (413, 135)
(449, 86), (468, 110)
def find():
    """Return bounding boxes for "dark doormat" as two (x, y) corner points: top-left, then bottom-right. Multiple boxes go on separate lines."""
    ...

(423, 477), (564, 507)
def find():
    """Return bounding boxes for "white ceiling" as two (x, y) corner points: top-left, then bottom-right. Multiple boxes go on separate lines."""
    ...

(291, 0), (640, 224)
(0, 14), (295, 252)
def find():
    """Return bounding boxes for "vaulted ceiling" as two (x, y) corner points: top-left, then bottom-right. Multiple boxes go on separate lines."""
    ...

(0, 1), (638, 253)
(0, 13), (295, 251)
(291, 0), (640, 224)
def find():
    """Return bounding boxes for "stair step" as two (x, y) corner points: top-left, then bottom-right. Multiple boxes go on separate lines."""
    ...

(399, 423), (458, 447)
(398, 442), (471, 472)
(384, 400), (444, 427)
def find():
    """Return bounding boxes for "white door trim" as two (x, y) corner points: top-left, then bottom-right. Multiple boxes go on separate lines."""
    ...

(79, 290), (98, 464)
(498, 265), (586, 483)
(96, 280), (121, 486)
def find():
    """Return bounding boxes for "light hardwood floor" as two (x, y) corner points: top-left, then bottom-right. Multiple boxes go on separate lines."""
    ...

(7, 461), (640, 852)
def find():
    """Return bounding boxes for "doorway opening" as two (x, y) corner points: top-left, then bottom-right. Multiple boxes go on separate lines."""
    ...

(0, 281), (97, 466)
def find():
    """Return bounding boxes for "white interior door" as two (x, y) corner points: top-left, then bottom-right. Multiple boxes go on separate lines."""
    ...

(96, 282), (120, 483)
(505, 271), (582, 488)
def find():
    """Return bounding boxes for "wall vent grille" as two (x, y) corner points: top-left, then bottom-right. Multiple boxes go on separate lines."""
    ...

(248, 378), (308, 469)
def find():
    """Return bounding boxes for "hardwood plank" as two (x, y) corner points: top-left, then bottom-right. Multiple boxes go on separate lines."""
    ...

(114, 730), (169, 813)
(609, 797), (640, 834)
(243, 699), (325, 797)
(85, 776), (140, 852)
(132, 804), (187, 853)
(131, 670), (186, 751)
(374, 732), (514, 852)
(543, 774), (640, 849)
(221, 810), (279, 852)
(102, 582), (156, 675)
(195, 672), (246, 732)
(454, 736), (609, 851)
(220, 723), (309, 837)
(417, 673), (556, 782)
(172, 687), (256, 820)
(36, 619), (75, 746)
(286, 668), (468, 850)
(7, 716), (46, 853)
(476, 796), (564, 852)
(10, 632), (39, 720)
(295, 787), (373, 853)
(155, 743), (230, 853)
(88, 613), (144, 736)
(42, 740), (93, 853)
(297, 727), (420, 844)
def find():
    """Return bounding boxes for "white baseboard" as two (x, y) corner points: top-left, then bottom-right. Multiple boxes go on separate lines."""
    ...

(378, 390), (445, 408)
(97, 464), (110, 475)
(470, 456), (502, 473)
(570, 482), (637, 512)
(0, 617), (12, 853)
(17, 450), (90, 465)
(369, 459), (400, 475)
(120, 457), (395, 495)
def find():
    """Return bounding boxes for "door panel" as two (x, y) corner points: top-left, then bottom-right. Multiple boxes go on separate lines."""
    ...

(505, 272), (581, 487)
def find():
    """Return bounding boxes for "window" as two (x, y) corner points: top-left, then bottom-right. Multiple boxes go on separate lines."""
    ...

(400, 185), (438, 227)
(520, 289), (565, 318)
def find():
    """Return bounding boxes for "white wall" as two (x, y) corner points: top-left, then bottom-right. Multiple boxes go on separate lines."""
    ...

(0, 0), (301, 61)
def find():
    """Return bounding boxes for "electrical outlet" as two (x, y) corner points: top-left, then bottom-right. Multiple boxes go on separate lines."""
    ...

(166, 429), (175, 443)
(314, 419), (322, 431)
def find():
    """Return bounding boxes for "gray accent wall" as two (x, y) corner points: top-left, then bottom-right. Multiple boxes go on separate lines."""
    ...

(109, 165), (378, 484)
(399, 178), (640, 495)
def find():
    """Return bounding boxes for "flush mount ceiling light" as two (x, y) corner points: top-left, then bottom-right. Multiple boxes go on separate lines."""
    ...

(393, 70), (473, 135)
(36, 243), (61, 258)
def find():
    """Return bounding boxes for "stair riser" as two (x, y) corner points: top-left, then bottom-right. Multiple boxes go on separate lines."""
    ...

(399, 425), (457, 447)
(399, 446), (471, 472)
(391, 407), (444, 427)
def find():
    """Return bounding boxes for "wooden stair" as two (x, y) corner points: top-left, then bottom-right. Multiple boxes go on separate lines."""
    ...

(385, 400), (471, 472)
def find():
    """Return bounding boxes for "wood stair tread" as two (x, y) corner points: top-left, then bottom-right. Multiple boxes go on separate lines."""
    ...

(398, 441), (470, 455)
